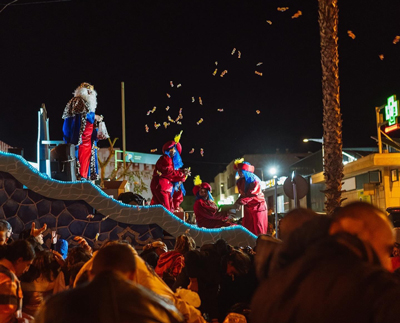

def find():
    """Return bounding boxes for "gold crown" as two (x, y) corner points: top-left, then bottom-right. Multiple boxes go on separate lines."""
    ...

(79, 82), (94, 90)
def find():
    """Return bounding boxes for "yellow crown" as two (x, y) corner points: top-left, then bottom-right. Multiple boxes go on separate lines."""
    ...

(79, 82), (94, 90)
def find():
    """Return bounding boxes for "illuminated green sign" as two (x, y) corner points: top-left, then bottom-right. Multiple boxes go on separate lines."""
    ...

(385, 95), (399, 126)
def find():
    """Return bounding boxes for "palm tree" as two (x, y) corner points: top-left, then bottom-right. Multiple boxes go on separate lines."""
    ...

(318, 0), (343, 215)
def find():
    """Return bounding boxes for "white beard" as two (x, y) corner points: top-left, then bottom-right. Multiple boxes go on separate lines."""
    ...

(73, 87), (97, 112)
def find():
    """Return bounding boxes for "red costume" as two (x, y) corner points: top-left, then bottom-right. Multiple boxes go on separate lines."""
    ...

(150, 141), (186, 212)
(235, 162), (268, 236)
(192, 180), (233, 229)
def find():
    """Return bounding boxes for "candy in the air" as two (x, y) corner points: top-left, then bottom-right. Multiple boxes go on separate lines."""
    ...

(292, 10), (302, 18)
(200, 148), (204, 157)
(166, 106), (170, 111)
(379, 54), (384, 60)
(177, 83), (182, 88)
(266, 20), (272, 25)
(231, 48), (236, 55)
(255, 71), (263, 76)
(170, 81), (174, 87)
(213, 68), (218, 76)
(199, 97), (203, 105)
(189, 148), (194, 154)
(192, 97), (195, 103)
(277, 7), (289, 12)
(347, 30), (356, 39)
(166, 93), (171, 98)
(151, 148), (158, 153)
(197, 118), (204, 125)
(256, 110), (261, 114)
(217, 109), (224, 112)
(145, 124), (149, 132)
(154, 122), (160, 129)
(393, 36), (400, 44)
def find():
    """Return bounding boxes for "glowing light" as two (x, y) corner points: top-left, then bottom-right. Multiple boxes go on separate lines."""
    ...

(269, 167), (277, 176)
(385, 95), (399, 126)
(385, 124), (400, 133)
(303, 139), (309, 142)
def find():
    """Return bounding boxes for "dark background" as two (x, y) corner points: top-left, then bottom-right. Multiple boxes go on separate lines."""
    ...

(1, 0), (399, 184)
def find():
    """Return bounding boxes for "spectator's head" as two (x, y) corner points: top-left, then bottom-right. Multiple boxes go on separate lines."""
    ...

(174, 234), (196, 254)
(279, 208), (319, 241)
(330, 202), (394, 271)
(0, 220), (12, 246)
(66, 246), (92, 269)
(91, 244), (137, 281)
(20, 250), (58, 283)
(225, 249), (251, 278)
(5, 240), (35, 277)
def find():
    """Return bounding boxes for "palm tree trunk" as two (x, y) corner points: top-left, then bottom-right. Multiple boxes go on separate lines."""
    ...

(318, 0), (343, 215)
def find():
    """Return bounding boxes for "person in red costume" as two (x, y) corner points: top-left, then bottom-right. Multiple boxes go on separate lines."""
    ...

(150, 132), (191, 212)
(171, 138), (186, 212)
(233, 160), (268, 236)
(192, 176), (234, 228)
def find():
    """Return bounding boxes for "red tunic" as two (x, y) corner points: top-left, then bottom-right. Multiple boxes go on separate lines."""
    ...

(193, 198), (232, 228)
(236, 178), (268, 235)
(150, 155), (186, 212)
(172, 190), (184, 211)
(78, 121), (94, 179)
(155, 250), (185, 278)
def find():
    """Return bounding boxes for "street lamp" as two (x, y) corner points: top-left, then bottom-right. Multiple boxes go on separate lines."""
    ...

(269, 167), (279, 239)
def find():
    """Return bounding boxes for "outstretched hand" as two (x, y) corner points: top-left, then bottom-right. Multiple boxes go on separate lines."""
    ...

(74, 236), (93, 255)
(184, 168), (191, 177)
(30, 222), (47, 237)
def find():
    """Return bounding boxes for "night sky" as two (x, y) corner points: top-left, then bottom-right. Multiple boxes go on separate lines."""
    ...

(1, 0), (399, 184)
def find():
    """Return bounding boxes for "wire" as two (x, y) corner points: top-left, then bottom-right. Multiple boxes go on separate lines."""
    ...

(0, 0), (70, 6)
(0, 0), (17, 14)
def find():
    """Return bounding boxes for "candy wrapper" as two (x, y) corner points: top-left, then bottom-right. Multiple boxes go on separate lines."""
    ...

(151, 148), (158, 152)
(166, 106), (170, 111)
(166, 93), (171, 98)
(145, 124), (149, 132)
(197, 118), (204, 125)
(393, 36), (400, 44)
(231, 48), (236, 55)
(170, 81), (174, 87)
(256, 110), (261, 114)
(379, 54), (384, 60)
(213, 68), (218, 76)
(200, 148), (204, 157)
(266, 20), (272, 25)
(199, 97), (203, 105)
(154, 122), (161, 129)
(192, 97), (195, 103)
(217, 109), (224, 112)
(255, 71), (263, 76)
(277, 7), (289, 12)
(177, 84), (182, 88)
(189, 148), (194, 154)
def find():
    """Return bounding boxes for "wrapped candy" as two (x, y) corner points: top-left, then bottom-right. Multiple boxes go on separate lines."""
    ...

(166, 106), (170, 111)
(379, 54), (384, 60)
(347, 30), (356, 39)
(189, 148), (195, 154)
(197, 118), (204, 125)
(255, 71), (263, 76)
(95, 233), (99, 241)
(146, 110), (151, 116)
(213, 68), (218, 76)
(163, 122), (170, 129)
(166, 93), (171, 98)
(152, 106), (157, 113)
(217, 109), (224, 112)
(177, 121), (182, 125)
(238, 51), (241, 58)
(170, 81), (174, 87)
(200, 148), (204, 157)
(145, 124), (149, 132)
(266, 20), (272, 25)
(199, 97), (203, 105)
(256, 110), (261, 114)
(277, 7), (289, 12)
(256, 62), (263, 66)
(220, 70), (228, 77)
(192, 97), (195, 103)
(154, 122), (161, 129)
(177, 83), (182, 88)
(231, 48), (236, 55)
(393, 36), (400, 44)
(215, 61), (218, 66)
(151, 148), (158, 152)
(292, 10), (302, 18)
(86, 214), (94, 219)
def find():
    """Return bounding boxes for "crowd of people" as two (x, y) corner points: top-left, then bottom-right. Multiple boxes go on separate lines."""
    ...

(2, 201), (400, 322)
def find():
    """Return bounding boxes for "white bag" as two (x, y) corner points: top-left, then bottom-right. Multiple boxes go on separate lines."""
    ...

(97, 121), (109, 140)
